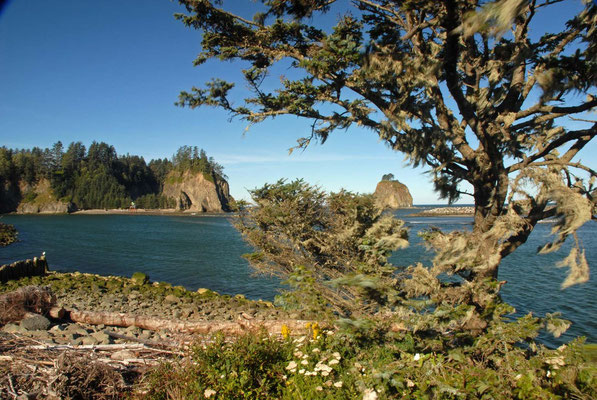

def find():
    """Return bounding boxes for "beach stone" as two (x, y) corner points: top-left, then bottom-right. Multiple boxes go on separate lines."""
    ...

(138, 330), (152, 340)
(66, 324), (90, 336)
(81, 336), (99, 345)
(20, 314), (51, 331)
(28, 330), (52, 341)
(2, 323), (26, 334)
(125, 326), (141, 336)
(131, 272), (150, 285)
(181, 307), (194, 318)
(111, 350), (136, 361)
(62, 333), (79, 341)
(49, 324), (67, 333)
(164, 294), (179, 304)
(91, 331), (111, 344)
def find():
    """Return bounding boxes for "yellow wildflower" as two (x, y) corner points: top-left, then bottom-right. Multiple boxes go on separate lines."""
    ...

(311, 322), (321, 339)
(281, 324), (291, 339)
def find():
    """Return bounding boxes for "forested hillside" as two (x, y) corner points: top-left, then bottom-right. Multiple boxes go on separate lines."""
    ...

(0, 142), (226, 212)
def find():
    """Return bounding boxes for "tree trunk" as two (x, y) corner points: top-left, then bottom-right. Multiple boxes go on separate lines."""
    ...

(471, 163), (510, 280)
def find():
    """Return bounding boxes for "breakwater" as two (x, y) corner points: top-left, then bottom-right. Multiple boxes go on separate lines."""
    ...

(0, 255), (47, 282)
(410, 206), (474, 216)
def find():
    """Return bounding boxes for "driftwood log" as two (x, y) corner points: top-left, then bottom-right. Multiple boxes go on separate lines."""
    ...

(49, 307), (407, 335)
(50, 307), (319, 336)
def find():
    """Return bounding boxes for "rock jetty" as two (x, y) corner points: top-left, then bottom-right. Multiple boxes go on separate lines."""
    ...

(411, 206), (474, 216)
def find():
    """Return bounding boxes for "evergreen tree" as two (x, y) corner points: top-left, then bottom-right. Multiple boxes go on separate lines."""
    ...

(0, 142), (227, 212)
(176, 0), (597, 325)
(381, 173), (395, 182)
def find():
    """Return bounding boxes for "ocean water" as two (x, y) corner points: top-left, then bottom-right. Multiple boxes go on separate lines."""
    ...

(1, 209), (595, 346)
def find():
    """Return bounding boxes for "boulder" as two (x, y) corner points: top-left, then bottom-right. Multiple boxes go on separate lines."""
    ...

(20, 314), (51, 331)
(373, 180), (413, 209)
(131, 272), (150, 285)
(164, 294), (180, 304)
(91, 331), (112, 344)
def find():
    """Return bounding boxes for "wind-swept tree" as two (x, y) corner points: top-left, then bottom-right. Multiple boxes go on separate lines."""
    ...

(176, 0), (596, 323)
(381, 173), (395, 181)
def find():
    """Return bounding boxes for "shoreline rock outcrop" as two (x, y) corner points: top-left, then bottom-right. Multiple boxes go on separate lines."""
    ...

(162, 170), (233, 213)
(15, 179), (75, 214)
(373, 179), (413, 209)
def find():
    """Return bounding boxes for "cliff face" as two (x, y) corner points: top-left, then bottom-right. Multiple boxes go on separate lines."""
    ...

(16, 179), (75, 214)
(0, 182), (20, 213)
(162, 171), (233, 213)
(373, 180), (413, 209)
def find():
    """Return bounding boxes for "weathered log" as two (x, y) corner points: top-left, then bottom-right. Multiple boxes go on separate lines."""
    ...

(26, 343), (146, 351)
(63, 308), (317, 336)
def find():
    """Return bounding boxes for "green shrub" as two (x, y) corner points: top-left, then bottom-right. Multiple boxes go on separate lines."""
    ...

(136, 323), (597, 400)
(22, 190), (37, 203)
(140, 332), (292, 399)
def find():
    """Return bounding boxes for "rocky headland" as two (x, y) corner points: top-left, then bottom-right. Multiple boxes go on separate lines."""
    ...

(162, 170), (233, 213)
(15, 179), (75, 214)
(9, 171), (234, 215)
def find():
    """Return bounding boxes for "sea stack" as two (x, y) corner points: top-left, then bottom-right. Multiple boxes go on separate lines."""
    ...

(373, 177), (413, 209)
(161, 170), (233, 213)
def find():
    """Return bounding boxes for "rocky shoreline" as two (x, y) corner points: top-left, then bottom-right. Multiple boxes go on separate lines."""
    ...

(18, 208), (230, 216)
(0, 271), (297, 347)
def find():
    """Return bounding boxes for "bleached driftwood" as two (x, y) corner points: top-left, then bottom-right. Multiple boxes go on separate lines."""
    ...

(56, 308), (317, 336)
(26, 343), (146, 351)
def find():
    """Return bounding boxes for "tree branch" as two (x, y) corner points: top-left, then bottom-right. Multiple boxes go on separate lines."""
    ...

(508, 124), (597, 172)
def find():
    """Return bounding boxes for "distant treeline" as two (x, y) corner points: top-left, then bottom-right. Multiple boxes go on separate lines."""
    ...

(0, 142), (226, 212)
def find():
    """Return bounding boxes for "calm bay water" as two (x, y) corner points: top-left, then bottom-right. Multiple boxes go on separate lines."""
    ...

(1, 209), (595, 346)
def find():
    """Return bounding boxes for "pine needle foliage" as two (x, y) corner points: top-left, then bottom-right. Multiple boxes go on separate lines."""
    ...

(177, 0), (596, 332)
(237, 179), (408, 319)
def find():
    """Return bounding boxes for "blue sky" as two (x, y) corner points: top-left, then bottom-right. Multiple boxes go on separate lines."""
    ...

(0, 0), (592, 204)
